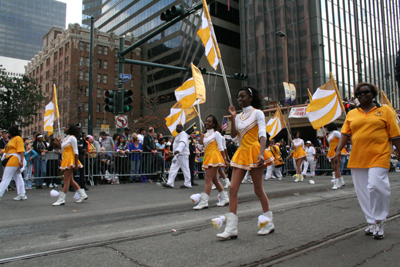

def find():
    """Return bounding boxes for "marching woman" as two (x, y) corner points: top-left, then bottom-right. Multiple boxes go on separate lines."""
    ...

(335, 82), (400, 239)
(325, 122), (348, 189)
(217, 86), (274, 239)
(302, 141), (316, 184)
(291, 131), (307, 182)
(194, 115), (229, 210)
(0, 125), (27, 202)
(52, 124), (88, 206)
(264, 139), (283, 181)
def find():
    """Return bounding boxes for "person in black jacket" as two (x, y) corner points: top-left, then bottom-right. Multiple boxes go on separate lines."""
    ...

(395, 48), (400, 90)
(33, 134), (48, 188)
(143, 127), (163, 176)
(187, 129), (198, 186)
(75, 123), (89, 190)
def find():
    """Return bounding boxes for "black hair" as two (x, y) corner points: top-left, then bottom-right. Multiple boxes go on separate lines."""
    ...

(354, 82), (378, 98)
(237, 86), (264, 109)
(99, 131), (107, 136)
(326, 122), (338, 132)
(139, 128), (145, 134)
(158, 137), (165, 143)
(66, 123), (79, 136)
(206, 115), (220, 131)
(293, 130), (301, 138)
(117, 136), (127, 147)
(112, 133), (120, 140)
(8, 125), (20, 138)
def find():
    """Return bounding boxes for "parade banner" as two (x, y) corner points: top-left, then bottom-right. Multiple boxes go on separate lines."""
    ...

(44, 85), (60, 136)
(283, 82), (291, 104)
(288, 106), (308, 118)
(290, 83), (296, 104)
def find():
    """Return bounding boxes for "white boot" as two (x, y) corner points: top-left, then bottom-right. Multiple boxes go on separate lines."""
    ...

(193, 192), (209, 210)
(332, 172), (335, 179)
(52, 192), (66, 206)
(258, 211), (275, 235)
(294, 174), (300, 182)
(224, 178), (230, 189)
(332, 178), (341, 190)
(299, 174), (304, 182)
(217, 191), (229, 207)
(217, 212), (238, 239)
(212, 184), (216, 190)
(339, 177), (345, 187)
(76, 189), (88, 203)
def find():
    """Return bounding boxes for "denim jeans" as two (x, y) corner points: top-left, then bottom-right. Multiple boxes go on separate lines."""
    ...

(23, 163), (33, 189)
(130, 160), (141, 181)
(33, 156), (46, 186)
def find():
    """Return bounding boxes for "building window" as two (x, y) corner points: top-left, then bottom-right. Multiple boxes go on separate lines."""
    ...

(103, 119), (106, 124)
(80, 42), (84, 51)
(40, 76), (43, 83)
(54, 65), (57, 74)
(97, 88), (102, 98)
(114, 76), (118, 85)
(115, 62), (118, 71)
(65, 57), (69, 66)
(84, 117), (88, 127)
(97, 74), (101, 83)
(54, 51), (58, 61)
(103, 74), (107, 84)
(96, 118), (101, 127)
(104, 47), (108, 55)
(46, 83), (49, 93)
(59, 47), (63, 57)
(46, 70), (50, 79)
(79, 71), (83, 80)
(96, 104), (101, 112)
(98, 45), (102, 54)
(85, 72), (89, 81)
(115, 49), (119, 57)
(98, 59), (102, 68)
(130, 79), (134, 87)
(85, 43), (90, 52)
(46, 58), (51, 66)
(103, 61), (107, 70)
(40, 64), (43, 72)
(84, 103), (88, 112)
(86, 57), (89, 67)
(59, 61), (63, 71)
(65, 42), (70, 51)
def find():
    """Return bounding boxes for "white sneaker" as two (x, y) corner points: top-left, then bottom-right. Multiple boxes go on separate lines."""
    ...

(277, 176), (282, 181)
(53, 183), (59, 188)
(42, 183), (47, 187)
(212, 184), (216, 190)
(299, 175), (304, 182)
(309, 179), (315, 184)
(271, 175), (277, 179)
(264, 176), (270, 181)
(294, 175), (300, 182)
(49, 183), (54, 188)
(373, 222), (384, 239)
(241, 179), (247, 184)
(364, 224), (375, 236)
(223, 178), (230, 189)
(13, 194), (28, 201)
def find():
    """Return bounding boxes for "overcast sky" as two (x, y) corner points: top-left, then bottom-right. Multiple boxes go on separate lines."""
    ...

(58, 0), (83, 27)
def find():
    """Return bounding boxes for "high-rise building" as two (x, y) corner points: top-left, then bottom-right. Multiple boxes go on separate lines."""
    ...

(0, 0), (66, 61)
(240, 0), (400, 107)
(23, 24), (141, 136)
(92, 0), (242, 131)
(82, 0), (103, 27)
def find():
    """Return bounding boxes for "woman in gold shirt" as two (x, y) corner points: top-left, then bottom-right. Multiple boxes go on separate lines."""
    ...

(0, 126), (27, 202)
(335, 82), (400, 240)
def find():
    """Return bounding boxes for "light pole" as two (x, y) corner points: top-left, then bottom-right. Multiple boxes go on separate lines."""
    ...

(276, 31), (288, 83)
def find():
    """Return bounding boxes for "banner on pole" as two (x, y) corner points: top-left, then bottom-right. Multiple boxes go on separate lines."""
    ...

(283, 82), (290, 104)
(288, 107), (308, 118)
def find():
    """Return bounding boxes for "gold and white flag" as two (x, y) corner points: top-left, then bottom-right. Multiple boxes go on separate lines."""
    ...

(266, 107), (286, 140)
(44, 85), (59, 135)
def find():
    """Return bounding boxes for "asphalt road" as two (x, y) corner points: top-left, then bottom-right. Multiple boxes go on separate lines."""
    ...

(1, 173), (400, 266)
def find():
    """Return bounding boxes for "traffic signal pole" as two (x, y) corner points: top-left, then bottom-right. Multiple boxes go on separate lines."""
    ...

(88, 16), (95, 135)
(117, 36), (125, 134)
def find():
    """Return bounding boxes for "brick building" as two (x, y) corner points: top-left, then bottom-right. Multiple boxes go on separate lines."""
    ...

(24, 24), (141, 137)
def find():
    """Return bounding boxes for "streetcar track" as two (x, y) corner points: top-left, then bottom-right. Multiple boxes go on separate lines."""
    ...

(0, 194), (359, 264)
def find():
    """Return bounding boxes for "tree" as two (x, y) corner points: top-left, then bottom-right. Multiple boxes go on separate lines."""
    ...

(0, 66), (45, 129)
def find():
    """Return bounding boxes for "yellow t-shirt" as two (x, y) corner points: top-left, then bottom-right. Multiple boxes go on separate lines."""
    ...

(3, 136), (25, 167)
(341, 105), (400, 169)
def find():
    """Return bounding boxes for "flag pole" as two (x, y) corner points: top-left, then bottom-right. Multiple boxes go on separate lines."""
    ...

(219, 59), (233, 106)
(196, 102), (204, 132)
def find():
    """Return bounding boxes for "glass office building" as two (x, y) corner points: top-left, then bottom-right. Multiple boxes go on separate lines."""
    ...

(82, 0), (103, 27)
(240, 0), (400, 107)
(0, 0), (66, 61)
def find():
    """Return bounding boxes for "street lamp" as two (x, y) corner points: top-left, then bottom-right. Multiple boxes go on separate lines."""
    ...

(276, 31), (288, 83)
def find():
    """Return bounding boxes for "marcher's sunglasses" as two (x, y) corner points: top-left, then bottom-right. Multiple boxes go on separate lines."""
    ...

(355, 89), (371, 97)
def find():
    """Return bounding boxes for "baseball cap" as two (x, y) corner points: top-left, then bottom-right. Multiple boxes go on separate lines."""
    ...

(306, 141), (312, 144)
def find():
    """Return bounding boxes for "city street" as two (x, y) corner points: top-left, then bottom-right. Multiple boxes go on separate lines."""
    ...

(0, 173), (400, 267)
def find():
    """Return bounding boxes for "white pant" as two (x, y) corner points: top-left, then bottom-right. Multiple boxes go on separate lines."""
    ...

(0, 166), (26, 197)
(167, 154), (192, 187)
(302, 157), (315, 177)
(266, 164), (282, 178)
(351, 168), (390, 224)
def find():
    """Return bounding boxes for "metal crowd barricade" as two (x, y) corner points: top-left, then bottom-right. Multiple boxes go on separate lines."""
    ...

(282, 154), (350, 176)
(85, 151), (168, 184)
(30, 151), (63, 183)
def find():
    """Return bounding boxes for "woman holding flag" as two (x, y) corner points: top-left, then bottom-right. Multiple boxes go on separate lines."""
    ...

(217, 87), (275, 239)
(193, 115), (229, 210)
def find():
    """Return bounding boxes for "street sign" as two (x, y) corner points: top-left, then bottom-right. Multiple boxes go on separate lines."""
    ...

(119, 74), (131, 79)
(115, 115), (128, 128)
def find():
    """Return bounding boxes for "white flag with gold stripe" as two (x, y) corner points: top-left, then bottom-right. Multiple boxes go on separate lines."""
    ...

(266, 107), (286, 140)
(44, 85), (60, 135)
(197, 0), (221, 70)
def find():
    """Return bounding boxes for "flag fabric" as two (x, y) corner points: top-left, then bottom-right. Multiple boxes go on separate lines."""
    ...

(306, 75), (344, 130)
(44, 84), (59, 135)
(221, 117), (229, 131)
(197, 0), (221, 70)
(379, 90), (400, 122)
(165, 67), (206, 136)
(266, 107), (286, 140)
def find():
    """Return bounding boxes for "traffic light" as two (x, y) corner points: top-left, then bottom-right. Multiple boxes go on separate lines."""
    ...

(160, 5), (184, 21)
(104, 89), (117, 114)
(198, 67), (207, 74)
(122, 89), (133, 113)
(233, 73), (249, 80)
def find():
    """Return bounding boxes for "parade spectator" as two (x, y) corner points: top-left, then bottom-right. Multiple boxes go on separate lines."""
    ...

(129, 133), (143, 182)
(86, 135), (98, 185)
(144, 127), (163, 175)
(75, 123), (89, 191)
(46, 138), (60, 188)
(23, 142), (38, 189)
(99, 131), (115, 155)
(395, 48), (400, 89)
(99, 147), (113, 183)
(116, 135), (130, 182)
(166, 137), (173, 146)
(123, 128), (131, 142)
(188, 130), (198, 186)
(137, 128), (145, 144)
(164, 145), (172, 171)
(156, 138), (165, 152)
(0, 129), (9, 179)
(33, 134), (48, 188)
(113, 133), (120, 147)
